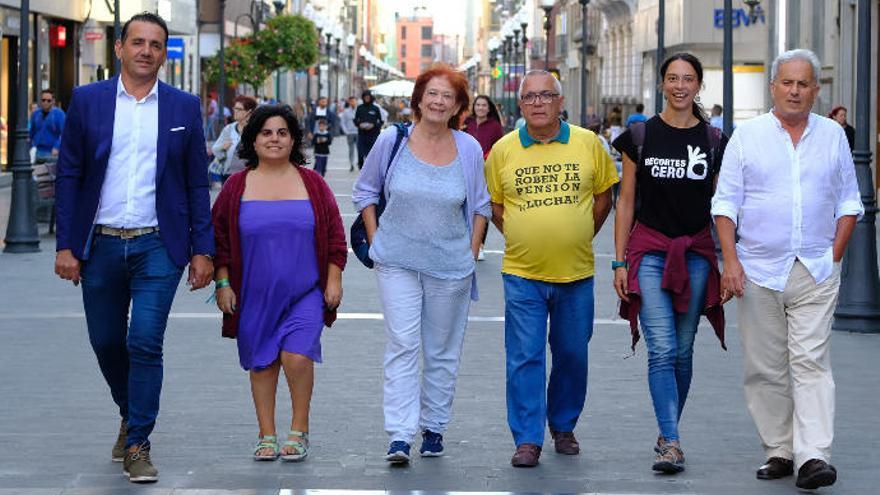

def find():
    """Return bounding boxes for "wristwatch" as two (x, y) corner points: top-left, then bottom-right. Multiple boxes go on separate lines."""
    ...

(611, 260), (628, 270)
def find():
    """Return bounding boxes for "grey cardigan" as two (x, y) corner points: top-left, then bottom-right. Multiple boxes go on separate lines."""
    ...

(352, 125), (492, 300)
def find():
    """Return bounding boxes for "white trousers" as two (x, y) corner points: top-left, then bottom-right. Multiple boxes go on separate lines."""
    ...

(376, 264), (473, 444)
(739, 260), (840, 469)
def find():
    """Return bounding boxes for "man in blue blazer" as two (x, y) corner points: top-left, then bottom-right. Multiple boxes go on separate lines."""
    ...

(54, 12), (213, 483)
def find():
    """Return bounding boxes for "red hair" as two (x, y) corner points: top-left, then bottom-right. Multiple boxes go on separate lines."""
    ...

(411, 63), (470, 129)
(828, 106), (846, 119)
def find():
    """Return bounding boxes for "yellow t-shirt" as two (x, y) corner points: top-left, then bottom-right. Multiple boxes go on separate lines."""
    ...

(485, 122), (618, 282)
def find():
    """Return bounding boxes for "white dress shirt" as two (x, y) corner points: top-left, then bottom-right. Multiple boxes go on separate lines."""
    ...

(95, 78), (160, 228)
(711, 111), (864, 291)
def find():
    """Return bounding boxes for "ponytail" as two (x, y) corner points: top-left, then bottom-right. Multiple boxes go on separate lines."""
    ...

(692, 101), (708, 123)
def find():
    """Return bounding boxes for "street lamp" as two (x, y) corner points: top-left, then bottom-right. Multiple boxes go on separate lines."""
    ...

(325, 28), (333, 99)
(4, 0), (39, 252)
(578, 0), (589, 127)
(722, 0), (734, 136)
(513, 22), (521, 122)
(655, 0), (664, 114)
(540, 0), (554, 70)
(519, 9), (529, 84)
(503, 27), (514, 128)
(833, 0), (880, 333)
(347, 33), (356, 97)
(314, 15), (325, 101)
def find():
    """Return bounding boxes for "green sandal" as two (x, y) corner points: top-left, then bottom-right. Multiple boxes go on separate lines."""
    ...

(280, 430), (309, 462)
(253, 435), (279, 461)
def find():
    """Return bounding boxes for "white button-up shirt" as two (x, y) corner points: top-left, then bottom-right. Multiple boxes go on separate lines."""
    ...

(95, 78), (160, 228)
(711, 111), (864, 291)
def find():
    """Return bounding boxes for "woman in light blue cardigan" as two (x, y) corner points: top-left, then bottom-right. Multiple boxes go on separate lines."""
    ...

(352, 64), (491, 464)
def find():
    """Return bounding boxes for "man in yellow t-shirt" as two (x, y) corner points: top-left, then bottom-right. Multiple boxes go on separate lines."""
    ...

(485, 70), (618, 468)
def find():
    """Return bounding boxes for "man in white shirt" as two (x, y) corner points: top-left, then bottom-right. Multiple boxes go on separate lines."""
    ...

(54, 13), (214, 483)
(712, 49), (863, 490)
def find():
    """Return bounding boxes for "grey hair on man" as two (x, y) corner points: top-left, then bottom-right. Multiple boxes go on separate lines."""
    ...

(518, 70), (563, 99)
(770, 49), (821, 83)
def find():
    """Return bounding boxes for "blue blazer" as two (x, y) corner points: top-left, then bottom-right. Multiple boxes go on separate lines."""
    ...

(55, 76), (214, 267)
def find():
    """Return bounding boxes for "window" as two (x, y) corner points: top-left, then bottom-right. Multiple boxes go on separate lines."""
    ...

(401, 44), (406, 57)
(401, 26), (407, 39)
(421, 26), (432, 40)
(401, 62), (407, 74)
(421, 44), (433, 57)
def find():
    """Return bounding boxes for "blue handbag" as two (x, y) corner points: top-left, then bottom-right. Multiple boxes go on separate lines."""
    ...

(349, 123), (408, 268)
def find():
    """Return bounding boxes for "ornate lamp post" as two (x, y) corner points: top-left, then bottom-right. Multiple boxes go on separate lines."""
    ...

(503, 29), (514, 128)
(314, 15), (325, 101)
(513, 23), (521, 122)
(833, 0), (880, 333)
(4, 0), (39, 252)
(325, 29), (333, 99)
(519, 9), (528, 82)
(347, 34), (356, 96)
(334, 30), (342, 102)
(578, 0), (590, 127)
(540, 0), (555, 70)
(489, 42), (498, 101)
(722, 0), (733, 136)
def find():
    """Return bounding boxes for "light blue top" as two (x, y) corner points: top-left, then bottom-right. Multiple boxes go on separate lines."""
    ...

(352, 125), (491, 300)
(369, 146), (473, 279)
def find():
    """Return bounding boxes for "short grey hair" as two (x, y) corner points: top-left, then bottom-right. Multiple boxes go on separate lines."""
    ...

(770, 49), (821, 83)
(518, 70), (563, 99)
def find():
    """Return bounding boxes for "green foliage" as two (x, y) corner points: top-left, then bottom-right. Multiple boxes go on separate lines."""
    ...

(202, 15), (318, 91)
(256, 14), (319, 71)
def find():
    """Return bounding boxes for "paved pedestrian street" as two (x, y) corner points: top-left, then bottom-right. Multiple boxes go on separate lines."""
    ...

(0, 139), (878, 494)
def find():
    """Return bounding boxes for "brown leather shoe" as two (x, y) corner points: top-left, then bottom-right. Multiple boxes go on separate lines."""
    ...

(756, 457), (794, 480)
(511, 444), (541, 467)
(550, 430), (580, 455)
(112, 420), (127, 462)
(795, 459), (837, 489)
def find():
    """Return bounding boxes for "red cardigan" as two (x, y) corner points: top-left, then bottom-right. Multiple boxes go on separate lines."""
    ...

(211, 167), (348, 338)
(619, 222), (726, 352)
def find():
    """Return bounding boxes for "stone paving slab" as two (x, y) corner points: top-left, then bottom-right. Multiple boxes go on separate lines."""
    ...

(1, 139), (878, 494)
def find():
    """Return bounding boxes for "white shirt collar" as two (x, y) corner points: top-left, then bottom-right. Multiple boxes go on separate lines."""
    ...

(117, 76), (160, 102)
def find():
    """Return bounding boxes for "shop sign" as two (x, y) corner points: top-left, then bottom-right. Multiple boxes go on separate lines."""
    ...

(84, 31), (104, 41)
(713, 8), (766, 29)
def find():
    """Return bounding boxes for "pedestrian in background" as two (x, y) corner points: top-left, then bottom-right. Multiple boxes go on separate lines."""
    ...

(612, 53), (728, 474)
(624, 102), (647, 128)
(485, 70), (618, 467)
(29, 89), (65, 159)
(354, 90), (384, 169)
(712, 49), (863, 490)
(306, 96), (339, 140)
(212, 104), (347, 464)
(352, 64), (490, 464)
(828, 106), (855, 152)
(340, 96), (359, 171)
(463, 94), (505, 260)
(211, 95), (257, 183)
(54, 12), (214, 483)
(311, 117), (331, 177)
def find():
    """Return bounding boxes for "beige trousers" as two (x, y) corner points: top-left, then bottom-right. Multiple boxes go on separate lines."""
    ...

(738, 260), (840, 470)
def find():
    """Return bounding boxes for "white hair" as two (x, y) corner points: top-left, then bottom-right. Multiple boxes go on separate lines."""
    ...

(518, 70), (563, 99)
(770, 49), (821, 82)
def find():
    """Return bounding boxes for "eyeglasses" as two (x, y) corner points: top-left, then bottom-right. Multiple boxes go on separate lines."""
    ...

(520, 92), (559, 105)
(41, 98), (53, 102)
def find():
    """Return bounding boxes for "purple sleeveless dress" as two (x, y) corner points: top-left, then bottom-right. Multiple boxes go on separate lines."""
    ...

(237, 200), (324, 370)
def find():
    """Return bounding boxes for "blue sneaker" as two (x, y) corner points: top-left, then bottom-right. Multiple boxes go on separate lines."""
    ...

(420, 430), (444, 457)
(385, 441), (411, 463)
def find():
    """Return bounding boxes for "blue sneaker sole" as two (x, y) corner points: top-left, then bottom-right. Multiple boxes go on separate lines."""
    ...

(420, 449), (444, 457)
(385, 451), (410, 463)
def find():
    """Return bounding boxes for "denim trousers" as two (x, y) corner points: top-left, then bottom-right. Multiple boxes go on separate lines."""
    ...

(636, 251), (709, 442)
(80, 232), (183, 447)
(345, 134), (358, 166)
(313, 155), (328, 176)
(502, 274), (595, 447)
(376, 264), (473, 444)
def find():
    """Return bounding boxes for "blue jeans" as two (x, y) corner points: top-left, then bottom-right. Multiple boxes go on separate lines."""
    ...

(503, 274), (595, 446)
(314, 155), (328, 176)
(80, 232), (183, 447)
(637, 251), (710, 441)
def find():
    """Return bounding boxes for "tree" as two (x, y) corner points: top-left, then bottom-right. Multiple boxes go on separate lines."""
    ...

(202, 15), (318, 94)
(256, 14), (319, 72)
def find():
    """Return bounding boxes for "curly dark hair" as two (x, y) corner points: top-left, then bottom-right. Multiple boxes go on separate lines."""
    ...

(237, 104), (307, 169)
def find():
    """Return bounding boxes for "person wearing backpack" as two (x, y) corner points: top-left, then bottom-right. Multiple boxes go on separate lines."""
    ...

(611, 53), (728, 474)
(351, 64), (490, 464)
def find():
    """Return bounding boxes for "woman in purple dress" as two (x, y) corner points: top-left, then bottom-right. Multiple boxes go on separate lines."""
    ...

(212, 105), (347, 462)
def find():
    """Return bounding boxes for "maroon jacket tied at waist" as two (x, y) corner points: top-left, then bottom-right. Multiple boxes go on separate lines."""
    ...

(211, 167), (348, 338)
(619, 222), (726, 351)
